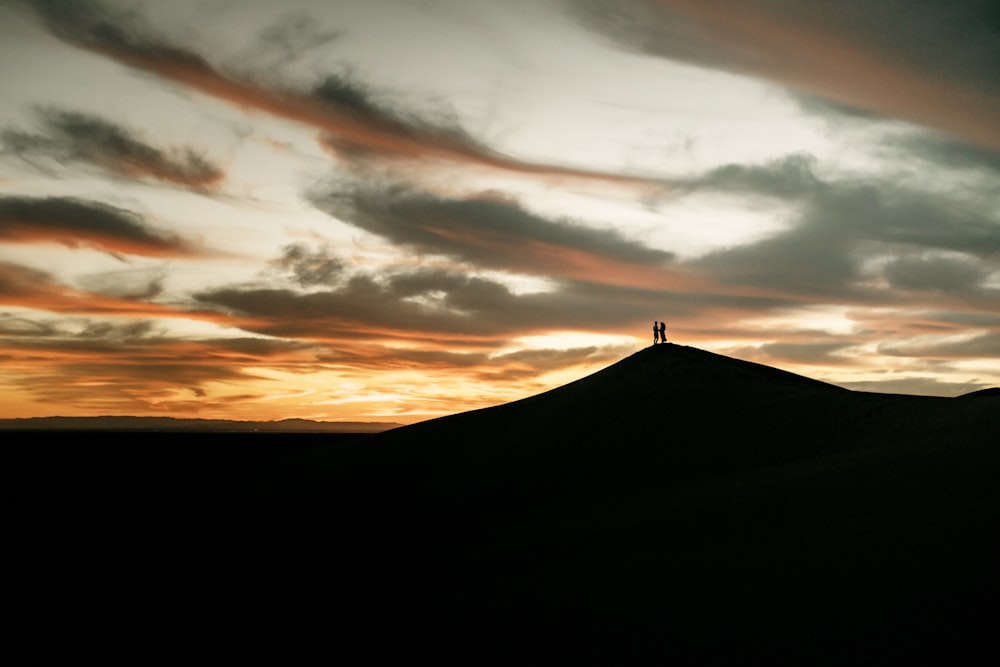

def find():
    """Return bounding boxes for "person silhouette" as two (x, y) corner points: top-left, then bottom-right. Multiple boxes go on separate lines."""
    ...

(659, 321), (666, 343)
(653, 321), (660, 344)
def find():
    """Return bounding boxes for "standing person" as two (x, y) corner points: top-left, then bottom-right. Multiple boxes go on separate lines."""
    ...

(653, 321), (660, 344)
(659, 321), (667, 343)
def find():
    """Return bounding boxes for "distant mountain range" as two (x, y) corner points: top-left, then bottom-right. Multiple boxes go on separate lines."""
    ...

(0, 415), (400, 432)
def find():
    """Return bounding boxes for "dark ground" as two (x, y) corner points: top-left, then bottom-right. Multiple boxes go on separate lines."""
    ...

(6, 346), (1000, 665)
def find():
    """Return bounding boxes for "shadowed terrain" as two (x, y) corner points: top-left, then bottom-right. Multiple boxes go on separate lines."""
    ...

(6, 344), (999, 664)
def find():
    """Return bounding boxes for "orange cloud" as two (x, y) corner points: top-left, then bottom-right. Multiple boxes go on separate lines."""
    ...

(0, 262), (242, 327)
(0, 196), (200, 258)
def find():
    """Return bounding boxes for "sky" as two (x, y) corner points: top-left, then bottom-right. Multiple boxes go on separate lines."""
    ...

(1, 0), (998, 424)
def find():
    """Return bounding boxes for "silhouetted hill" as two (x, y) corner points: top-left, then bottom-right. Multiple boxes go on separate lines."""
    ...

(371, 343), (999, 494)
(960, 386), (1000, 398)
(354, 344), (1000, 663)
(6, 344), (998, 665)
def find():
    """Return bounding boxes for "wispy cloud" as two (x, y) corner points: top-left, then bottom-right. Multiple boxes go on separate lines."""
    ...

(0, 196), (200, 257)
(2, 108), (224, 188)
(23, 0), (674, 192)
(0, 261), (227, 323)
(269, 243), (345, 288)
(0, 311), (322, 414)
(310, 183), (691, 289)
(685, 154), (1000, 306)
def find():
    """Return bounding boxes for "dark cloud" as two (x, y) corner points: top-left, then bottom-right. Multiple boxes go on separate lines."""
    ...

(686, 154), (822, 199)
(310, 71), (489, 162)
(195, 263), (665, 344)
(196, 246), (801, 357)
(192, 262), (647, 384)
(0, 313), (58, 337)
(269, 243), (344, 287)
(1, 108), (224, 187)
(311, 184), (677, 287)
(686, 155), (1000, 300)
(883, 254), (990, 293)
(77, 267), (166, 299)
(76, 319), (158, 341)
(572, 0), (1000, 152)
(0, 195), (196, 257)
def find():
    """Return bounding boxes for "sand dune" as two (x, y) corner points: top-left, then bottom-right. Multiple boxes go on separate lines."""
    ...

(7, 344), (998, 665)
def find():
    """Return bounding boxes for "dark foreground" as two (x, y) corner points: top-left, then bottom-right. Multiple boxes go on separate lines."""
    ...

(6, 346), (1000, 664)
(6, 428), (998, 665)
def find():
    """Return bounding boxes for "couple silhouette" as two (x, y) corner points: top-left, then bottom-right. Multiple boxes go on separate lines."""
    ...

(652, 321), (667, 344)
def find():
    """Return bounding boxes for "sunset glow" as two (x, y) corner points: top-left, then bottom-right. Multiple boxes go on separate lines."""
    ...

(1, 0), (998, 424)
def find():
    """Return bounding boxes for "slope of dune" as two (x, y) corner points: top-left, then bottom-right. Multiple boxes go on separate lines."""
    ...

(303, 343), (999, 664)
(369, 343), (998, 496)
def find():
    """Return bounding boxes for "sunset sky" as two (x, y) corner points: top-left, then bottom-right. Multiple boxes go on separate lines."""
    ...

(1, 0), (998, 424)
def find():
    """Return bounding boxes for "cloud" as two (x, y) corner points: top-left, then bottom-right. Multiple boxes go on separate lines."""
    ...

(486, 344), (633, 379)
(195, 262), (671, 345)
(728, 339), (855, 367)
(878, 332), (1000, 359)
(0, 196), (198, 257)
(883, 253), (991, 293)
(686, 154), (1000, 303)
(311, 184), (694, 290)
(196, 235), (805, 358)
(0, 313), (325, 414)
(0, 313), (58, 336)
(0, 261), (152, 314)
(573, 0), (1000, 152)
(77, 266), (166, 299)
(0, 303), (634, 413)
(685, 153), (822, 199)
(1, 108), (224, 188)
(789, 97), (1000, 176)
(23, 0), (673, 192)
(0, 260), (237, 326)
(268, 243), (345, 287)
(255, 11), (342, 70)
(883, 131), (1000, 175)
